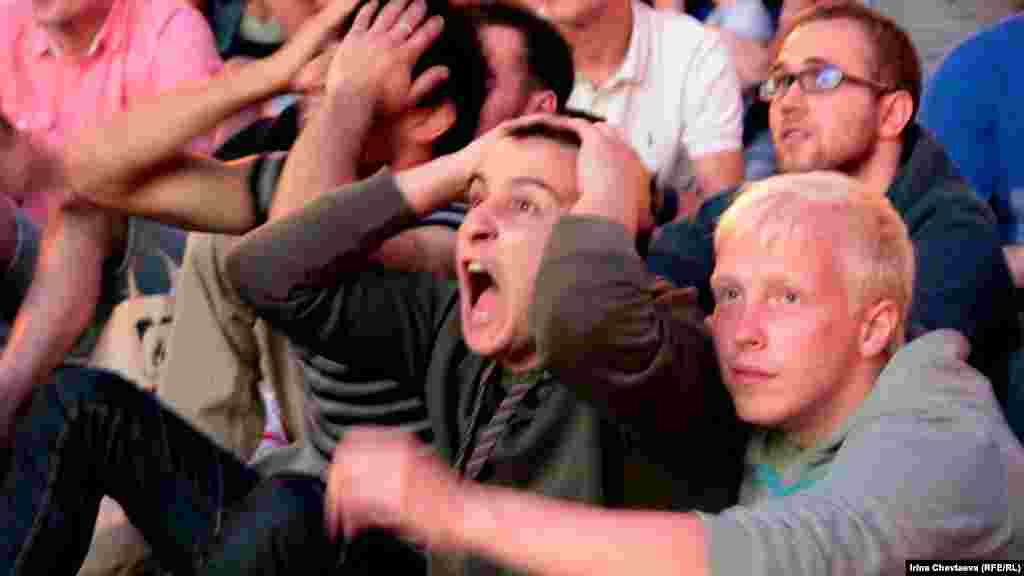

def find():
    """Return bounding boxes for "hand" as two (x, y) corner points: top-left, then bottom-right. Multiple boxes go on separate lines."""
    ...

(263, 0), (362, 93)
(324, 427), (462, 550)
(522, 116), (652, 236)
(443, 113), (565, 198)
(324, 0), (448, 116)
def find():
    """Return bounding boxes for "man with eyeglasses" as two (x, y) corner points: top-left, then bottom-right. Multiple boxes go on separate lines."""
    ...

(649, 0), (1018, 423)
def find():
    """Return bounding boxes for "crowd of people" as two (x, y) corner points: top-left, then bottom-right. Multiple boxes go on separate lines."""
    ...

(2, 0), (1024, 574)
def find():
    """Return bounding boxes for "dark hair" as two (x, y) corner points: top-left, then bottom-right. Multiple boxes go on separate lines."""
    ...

(341, 0), (488, 156)
(778, 1), (922, 121)
(464, 2), (575, 111)
(506, 121), (582, 148)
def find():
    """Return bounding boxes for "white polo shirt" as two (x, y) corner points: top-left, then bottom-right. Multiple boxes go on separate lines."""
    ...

(567, 1), (743, 194)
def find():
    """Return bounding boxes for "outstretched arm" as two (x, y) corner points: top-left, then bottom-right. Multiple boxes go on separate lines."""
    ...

(61, 0), (360, 234)
(325, 429), (710, 576)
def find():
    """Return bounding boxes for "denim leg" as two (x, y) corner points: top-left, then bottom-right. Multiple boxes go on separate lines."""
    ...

(200, 474), (426, 576)
(1, 366), (260, 576)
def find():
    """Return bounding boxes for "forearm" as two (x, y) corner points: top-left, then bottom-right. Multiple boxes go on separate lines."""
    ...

(227, 170), (420, 308)
(63, 60), (284, 208)
(0, 206), (112, 407)
(693, 151), (745, 202)
(439, 483), (708, 576)
(268, 89), (374, 221)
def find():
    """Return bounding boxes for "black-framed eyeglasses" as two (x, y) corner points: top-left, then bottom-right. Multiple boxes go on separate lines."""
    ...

(758, 63), (894, 102)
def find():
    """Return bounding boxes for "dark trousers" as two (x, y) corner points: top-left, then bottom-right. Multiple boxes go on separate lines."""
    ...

(1, 366), (421, 575)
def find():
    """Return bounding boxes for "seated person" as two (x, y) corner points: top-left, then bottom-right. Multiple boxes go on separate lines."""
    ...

(0, 0), (228, 226)
(61, 0), (574, 464)
(0, 111), (720, 574)
(324, 168), (1024, 574)
(649, 0), (1018, 421)
(525, 0), (746, 214)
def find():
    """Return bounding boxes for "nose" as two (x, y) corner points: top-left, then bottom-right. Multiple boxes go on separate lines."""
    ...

(731, 301), (767, 351)
(463, 204), (498, 244)
(774, 77), (807, 114)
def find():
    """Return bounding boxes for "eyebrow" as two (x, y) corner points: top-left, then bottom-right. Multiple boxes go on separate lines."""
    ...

(508, 176), (557, 193)
(768, 57), (833, 75)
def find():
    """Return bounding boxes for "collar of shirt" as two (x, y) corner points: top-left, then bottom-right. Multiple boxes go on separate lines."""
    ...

(575, 0), (652, 93)
(29, 0), (127, 58)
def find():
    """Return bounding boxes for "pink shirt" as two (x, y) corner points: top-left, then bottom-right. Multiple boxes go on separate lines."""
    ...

(0, 0), (223, 224)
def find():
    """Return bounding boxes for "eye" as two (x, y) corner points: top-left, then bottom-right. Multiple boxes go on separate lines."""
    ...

(512, 198), (538, 214)
(782, 291), (800, 304)
(716, 286), (740, 303)
(814, 66), (844, 91)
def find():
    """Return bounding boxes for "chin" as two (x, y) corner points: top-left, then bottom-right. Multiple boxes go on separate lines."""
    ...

(731, 395), (791, 428)
(461, 322), (510, 360)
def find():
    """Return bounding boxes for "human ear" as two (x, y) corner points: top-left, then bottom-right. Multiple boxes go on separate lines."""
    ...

(523, 90), (557, 114)
(859, 299), (900, 358)
(406, 100), (456, 147)
(877, 90), (914, 141)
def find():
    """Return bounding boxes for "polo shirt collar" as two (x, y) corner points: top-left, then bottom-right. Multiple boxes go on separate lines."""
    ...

(30, 0), (126, 58)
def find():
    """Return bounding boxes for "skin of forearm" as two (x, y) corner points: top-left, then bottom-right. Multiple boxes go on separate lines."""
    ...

(63, 60), (285, 209)
(0, 206), (113, 406)
(268, 89), (375, 221)
(436, 482), (709, 576)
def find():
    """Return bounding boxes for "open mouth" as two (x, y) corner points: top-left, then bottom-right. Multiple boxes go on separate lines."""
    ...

(465, 260), (501, 325)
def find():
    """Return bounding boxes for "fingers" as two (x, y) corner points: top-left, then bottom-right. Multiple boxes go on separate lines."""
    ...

(402, 13), (443, 59)
(406, 64), (449, 105)
(323, 427), (421, 543)
(391, 0), (428, 40)
(370, 0), (413, 35)
(349, 0), (379, 33)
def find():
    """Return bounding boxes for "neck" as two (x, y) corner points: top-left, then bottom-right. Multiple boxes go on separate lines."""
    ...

(40, 0), (112, 57)
(560, 0), (634, 87)
(849, 139), (904, 197)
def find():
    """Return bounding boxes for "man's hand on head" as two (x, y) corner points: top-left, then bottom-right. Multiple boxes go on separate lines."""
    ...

(541, 117), (652, 237)
(325, 0), (448, 116)
(393, 113), (558, 215)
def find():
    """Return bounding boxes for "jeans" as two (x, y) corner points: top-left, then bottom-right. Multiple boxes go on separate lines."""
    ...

(2, 366), (424, 576)
(2, 366), (261, 574)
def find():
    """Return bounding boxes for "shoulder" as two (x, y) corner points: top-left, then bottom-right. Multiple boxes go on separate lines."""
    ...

(123, 0), (211, 45)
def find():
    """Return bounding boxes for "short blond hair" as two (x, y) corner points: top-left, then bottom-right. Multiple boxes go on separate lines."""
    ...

(714, 172), (915, 347)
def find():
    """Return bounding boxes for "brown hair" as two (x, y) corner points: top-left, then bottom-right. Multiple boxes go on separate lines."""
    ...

(777, 1), (922, 117)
